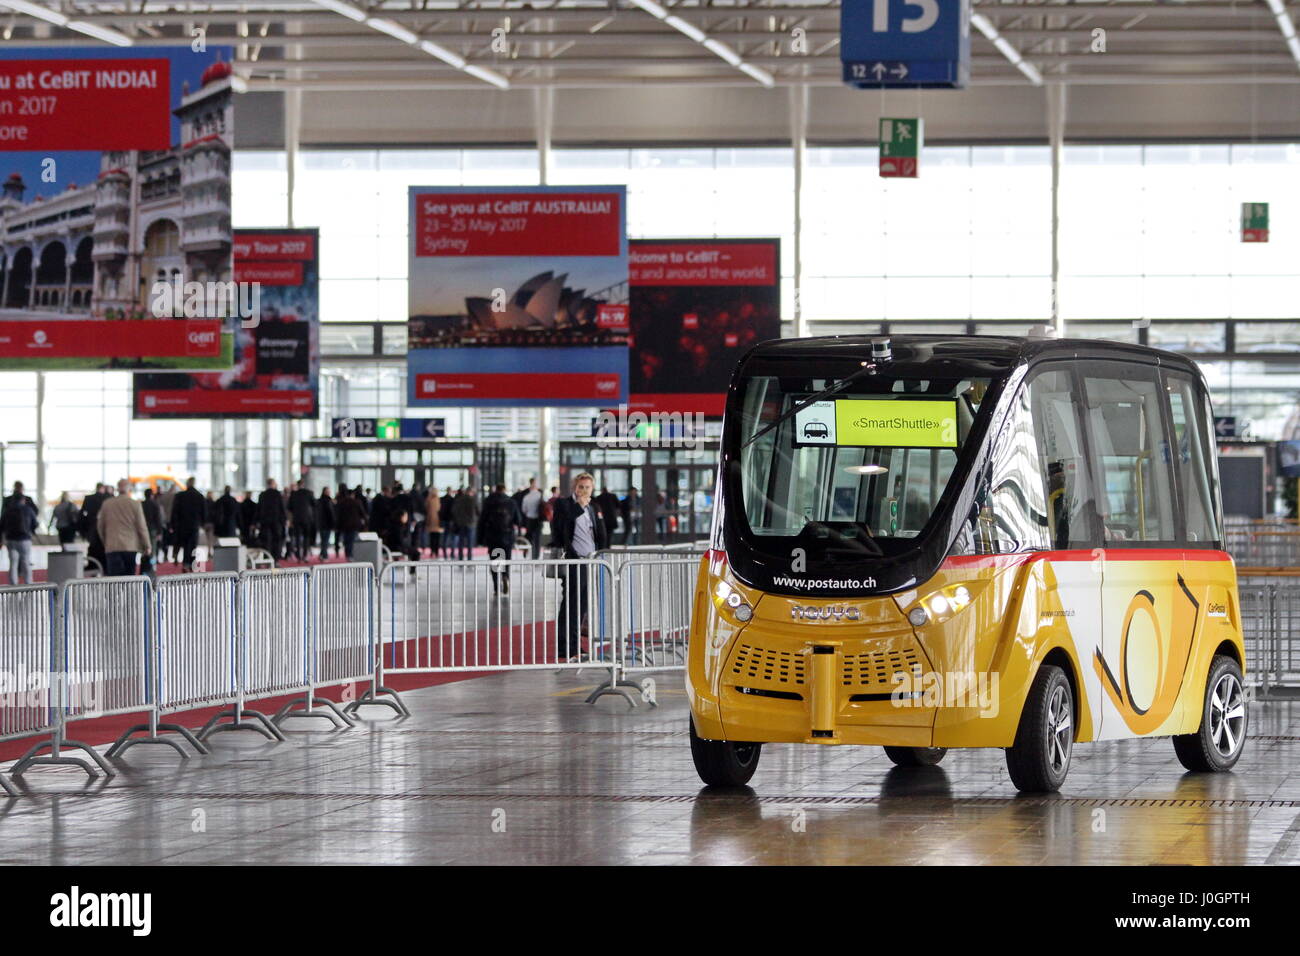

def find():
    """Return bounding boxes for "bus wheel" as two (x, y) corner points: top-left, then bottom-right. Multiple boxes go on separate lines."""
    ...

(884, 746), (947, 767)
(1173, 655), (1247, 773)
(689, 717), (761, 787)
(1005, 664), (1073, 793)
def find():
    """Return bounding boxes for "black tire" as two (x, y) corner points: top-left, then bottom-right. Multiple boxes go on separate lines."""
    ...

(1005, 663), (1074, 793)
(689, 716), (761, 787)
(1173, 655), (1247, 773)
(884, 746), (947, 767)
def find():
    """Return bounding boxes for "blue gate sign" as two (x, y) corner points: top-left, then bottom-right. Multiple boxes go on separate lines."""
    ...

(841, 0), (971, 90)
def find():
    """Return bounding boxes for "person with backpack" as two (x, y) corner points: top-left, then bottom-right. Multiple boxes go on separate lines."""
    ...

(334, 487), (365, 559)
(1, 481), (38, 585)
(50, 491), (79, 546)
(478, 484), (524, 594)
(214, 486), (240, 539)
(451, 487), (481, 559)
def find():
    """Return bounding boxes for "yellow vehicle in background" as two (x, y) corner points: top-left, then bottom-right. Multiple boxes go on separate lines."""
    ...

(689, 335), (1247, 792)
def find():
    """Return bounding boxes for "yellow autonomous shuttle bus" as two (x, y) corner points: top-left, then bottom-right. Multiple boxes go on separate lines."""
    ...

(689, 334), (1247, 792)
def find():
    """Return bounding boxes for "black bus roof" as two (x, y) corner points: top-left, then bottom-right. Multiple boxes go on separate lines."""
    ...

(741, 333), (1204, 378)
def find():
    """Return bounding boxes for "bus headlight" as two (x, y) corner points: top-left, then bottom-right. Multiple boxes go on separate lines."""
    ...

(714, 575), (756, 625)
(907, 582), (983, 628)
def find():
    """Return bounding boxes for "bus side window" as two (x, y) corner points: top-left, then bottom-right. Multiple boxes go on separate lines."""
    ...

(1165, 372), (1221, 545)
(1082, 370), (1178, 544)
(1029, 369), (1099, 550)
(959, 383), (1049, 555)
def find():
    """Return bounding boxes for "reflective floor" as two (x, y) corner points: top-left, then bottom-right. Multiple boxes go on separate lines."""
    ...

(1, 672), (1298, 865)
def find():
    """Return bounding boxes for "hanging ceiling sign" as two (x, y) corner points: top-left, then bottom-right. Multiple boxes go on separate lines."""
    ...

(841, 0), (971, 90)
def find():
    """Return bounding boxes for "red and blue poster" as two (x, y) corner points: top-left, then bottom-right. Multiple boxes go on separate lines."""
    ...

(133, 229), (319, 418)
(407, 186), (629, 407)
(0, 45), (235, 369)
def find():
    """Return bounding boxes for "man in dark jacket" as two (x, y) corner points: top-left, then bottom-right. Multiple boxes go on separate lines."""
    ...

(239, 491), (258, 547)
(79, 483), (109, 570)
(594, 487), (621, 543)
(316, 487), (337, 558)
(2, 481), (39, 585)
(169, 476), (207, 572)
(333, 487), (365, 559)
(288, 481), (317, 561)
(142, 488), (164, 560)
(478, 484), (523, 594)
(438, 486), (455, 557)
(258, 478), (287, 563)
(214, 486), (240, 538)
(549, 473), (608, 661)
(370, 486), (392, 541)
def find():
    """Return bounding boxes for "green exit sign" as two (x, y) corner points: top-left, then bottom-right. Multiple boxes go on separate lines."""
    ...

(1242, 203), (1269, 243)
(376, 418), (400, 439)
(879, 118), (922, 178)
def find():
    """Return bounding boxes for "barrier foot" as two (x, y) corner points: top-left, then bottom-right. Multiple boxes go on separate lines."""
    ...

(107, 723), (210, 759)
(584, 675), (642, 709)
(199, 709), (287, 742)
(11, 738), (117, 779)
(0, 772), (18, 798)
(273, 696), (355, 730)
(344, 686), (409, 718)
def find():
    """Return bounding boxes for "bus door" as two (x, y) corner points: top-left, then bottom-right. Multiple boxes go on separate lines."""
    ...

(1027, 367), (1108, 742)
(1079, 365), (1190, 740)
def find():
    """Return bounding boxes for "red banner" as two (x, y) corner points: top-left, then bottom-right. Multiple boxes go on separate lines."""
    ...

(231, 233), (316, 261)
(0, 58), (170, 151)
(412, 191), (622, 257)
(416, 372), (622, 402)
(137, 388), (316, 415)
(0, 320), (221, 359)
(629, 242), (778, 286)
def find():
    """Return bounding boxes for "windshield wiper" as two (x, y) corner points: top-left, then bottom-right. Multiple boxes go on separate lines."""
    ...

(742, 362), (881, 450)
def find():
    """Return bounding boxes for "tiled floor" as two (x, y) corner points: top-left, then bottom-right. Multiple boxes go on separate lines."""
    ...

(1, 672), (1298, 865)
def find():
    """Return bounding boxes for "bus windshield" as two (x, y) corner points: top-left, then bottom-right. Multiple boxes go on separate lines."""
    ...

(732, 362), (994, 558)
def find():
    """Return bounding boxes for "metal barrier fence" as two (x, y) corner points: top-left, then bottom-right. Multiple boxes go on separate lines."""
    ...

(1238, 575), (1300, 695)
(379, 556), (615, 672)
(0, 586), (57, 797)
(1224, 519), (1300, 568)
(618, 557), (697, 677)
(1, 564), (388, 793)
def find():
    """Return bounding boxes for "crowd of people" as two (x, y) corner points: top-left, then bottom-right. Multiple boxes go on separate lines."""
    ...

(1, 476), (647, 585)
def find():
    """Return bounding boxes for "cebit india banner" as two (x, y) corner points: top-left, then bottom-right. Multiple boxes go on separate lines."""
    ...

(0, 46), (235, 371)
(407, 186), (629, 407)
(628, 238), (781, 416)
(133, 229), (319, 419)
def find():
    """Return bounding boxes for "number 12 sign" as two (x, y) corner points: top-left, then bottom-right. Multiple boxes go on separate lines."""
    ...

(841, 0), (971, 90)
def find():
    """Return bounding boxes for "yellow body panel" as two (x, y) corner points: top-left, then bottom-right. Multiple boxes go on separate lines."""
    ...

(688, 550), (1245, 750)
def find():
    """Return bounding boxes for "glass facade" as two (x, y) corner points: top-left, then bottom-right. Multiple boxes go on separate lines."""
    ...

(4, 143), (1300, 510)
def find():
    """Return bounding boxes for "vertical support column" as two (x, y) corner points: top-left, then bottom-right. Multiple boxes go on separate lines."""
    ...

(535, 86), (555, 487)
(35, 372), (45, 525)
(1047, 83), (1067, 337)
(285, 35), (303, 229)
(789, 84), (809, 339)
